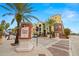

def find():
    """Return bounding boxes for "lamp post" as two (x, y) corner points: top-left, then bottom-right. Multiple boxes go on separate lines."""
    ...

(36, 26), (39, 46)
(36, 34), (38, 46)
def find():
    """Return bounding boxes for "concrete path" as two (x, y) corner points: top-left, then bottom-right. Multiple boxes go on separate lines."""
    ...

(70, 35), (79, 56)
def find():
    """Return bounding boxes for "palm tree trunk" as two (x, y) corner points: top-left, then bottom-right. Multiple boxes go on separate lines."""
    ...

(14, 23), (19, 44)
(49, 26), (52, 38)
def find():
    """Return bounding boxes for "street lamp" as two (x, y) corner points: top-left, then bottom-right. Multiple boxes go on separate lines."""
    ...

(36, 26), (39, 46)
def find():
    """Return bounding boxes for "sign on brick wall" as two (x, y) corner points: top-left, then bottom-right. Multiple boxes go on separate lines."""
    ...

(19, 23), (32, 39)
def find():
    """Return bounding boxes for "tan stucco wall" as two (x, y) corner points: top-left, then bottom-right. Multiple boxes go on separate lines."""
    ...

(51, 15), (62, 23)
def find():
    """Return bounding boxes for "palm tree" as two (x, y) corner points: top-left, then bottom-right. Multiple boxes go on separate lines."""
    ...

(46, 18), (55, 38)
(0, 3), (39, 45)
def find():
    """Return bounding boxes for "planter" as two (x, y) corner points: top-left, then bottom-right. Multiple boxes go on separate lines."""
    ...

(15, 39), (34, 52)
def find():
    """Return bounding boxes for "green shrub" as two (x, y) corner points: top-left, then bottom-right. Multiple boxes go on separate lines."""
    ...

(64, 28), (71, 38)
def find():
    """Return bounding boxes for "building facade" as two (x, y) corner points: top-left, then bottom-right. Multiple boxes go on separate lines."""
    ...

(32, 14), (64, 38)
(51, 14), (64, 38)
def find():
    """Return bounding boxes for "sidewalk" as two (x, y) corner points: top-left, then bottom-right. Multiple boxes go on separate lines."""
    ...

(70, 35), (79, 56)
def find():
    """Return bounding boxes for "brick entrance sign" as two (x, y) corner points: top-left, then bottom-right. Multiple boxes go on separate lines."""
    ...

(19, 22), (32, 39)
(16, 22), (33, 52)
(54, 23), (64, 38)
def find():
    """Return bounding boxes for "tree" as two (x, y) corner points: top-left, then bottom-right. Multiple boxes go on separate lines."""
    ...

(46, 18), (55, 38)
(12, 26), (17, 33)
(42, 23), (46, 37)
(0, 3), (39, 45)
(0, 24), (3, 42)
(64, 28), (71, 39)
(0, 21), (10, 39)
(0, 24), (4, 32)
(5, 23), (10, 30)
(0, 20), (10, 34)
(1, 20), (6, 30)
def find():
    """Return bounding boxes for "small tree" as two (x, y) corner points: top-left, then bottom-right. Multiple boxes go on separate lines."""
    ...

(64, 28), (71, 39)
(5, 23), (10, 30)
(0, 20), (10, 38)
(0, 24), (4, 38)
(0, 21), (10, 44)
(46, 18), (55, 38)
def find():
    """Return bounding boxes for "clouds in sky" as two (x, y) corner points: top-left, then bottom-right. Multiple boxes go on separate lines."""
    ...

(61, 9), (79, 33)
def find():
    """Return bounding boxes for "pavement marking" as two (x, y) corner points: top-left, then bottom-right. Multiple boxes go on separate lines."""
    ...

(47, 39), (69, 56)
(52, 45), (69, 50)
(51, 45), (69, 53)
(48, 47), (69, 56)
(69, 38), (72, 56)
(45, 39), (61, 48)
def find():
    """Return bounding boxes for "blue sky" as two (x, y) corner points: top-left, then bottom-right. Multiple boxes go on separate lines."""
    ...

(0, 3), (79, 33)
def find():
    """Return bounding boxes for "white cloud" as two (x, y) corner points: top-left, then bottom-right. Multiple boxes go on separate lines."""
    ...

(61, 9), (79, 24)
(67, 14), (74, 18)
(62, 9), (78, 19)
(43, 6), (62, 15)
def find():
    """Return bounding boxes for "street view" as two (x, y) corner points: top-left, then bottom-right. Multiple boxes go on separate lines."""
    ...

(0, 3), (79, 56)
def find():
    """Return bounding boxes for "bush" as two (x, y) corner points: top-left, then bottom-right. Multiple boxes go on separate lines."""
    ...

(0, 31), (3, 38)
(64, 28), (71, 39)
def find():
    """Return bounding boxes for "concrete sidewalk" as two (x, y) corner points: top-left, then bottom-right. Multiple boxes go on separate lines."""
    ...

(70, 35), (79, 56)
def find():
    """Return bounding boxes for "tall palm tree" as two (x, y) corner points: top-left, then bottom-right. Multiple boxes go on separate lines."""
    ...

(46, 18), (55, 38)
(0, 3), (39, 45)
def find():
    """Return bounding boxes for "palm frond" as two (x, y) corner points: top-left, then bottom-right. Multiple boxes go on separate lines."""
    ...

(23, 16), (32, 23)
(11, 18), (15, 25)
(0, 5), (12, 11)
(2, 13), (14, 17)
(23, 3), (31, 10)
(6, 3), (16, 12)
(27, 16), (32, 21)
(23, 9), (36, 14)
(23, 4), (36, 14)
(23, 10), (32, 14)
(13, 3), (24, 13)
(25, 15), (39, 21)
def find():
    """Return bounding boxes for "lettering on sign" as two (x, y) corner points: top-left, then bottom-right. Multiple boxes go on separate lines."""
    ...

(21, 27), (29, 38)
